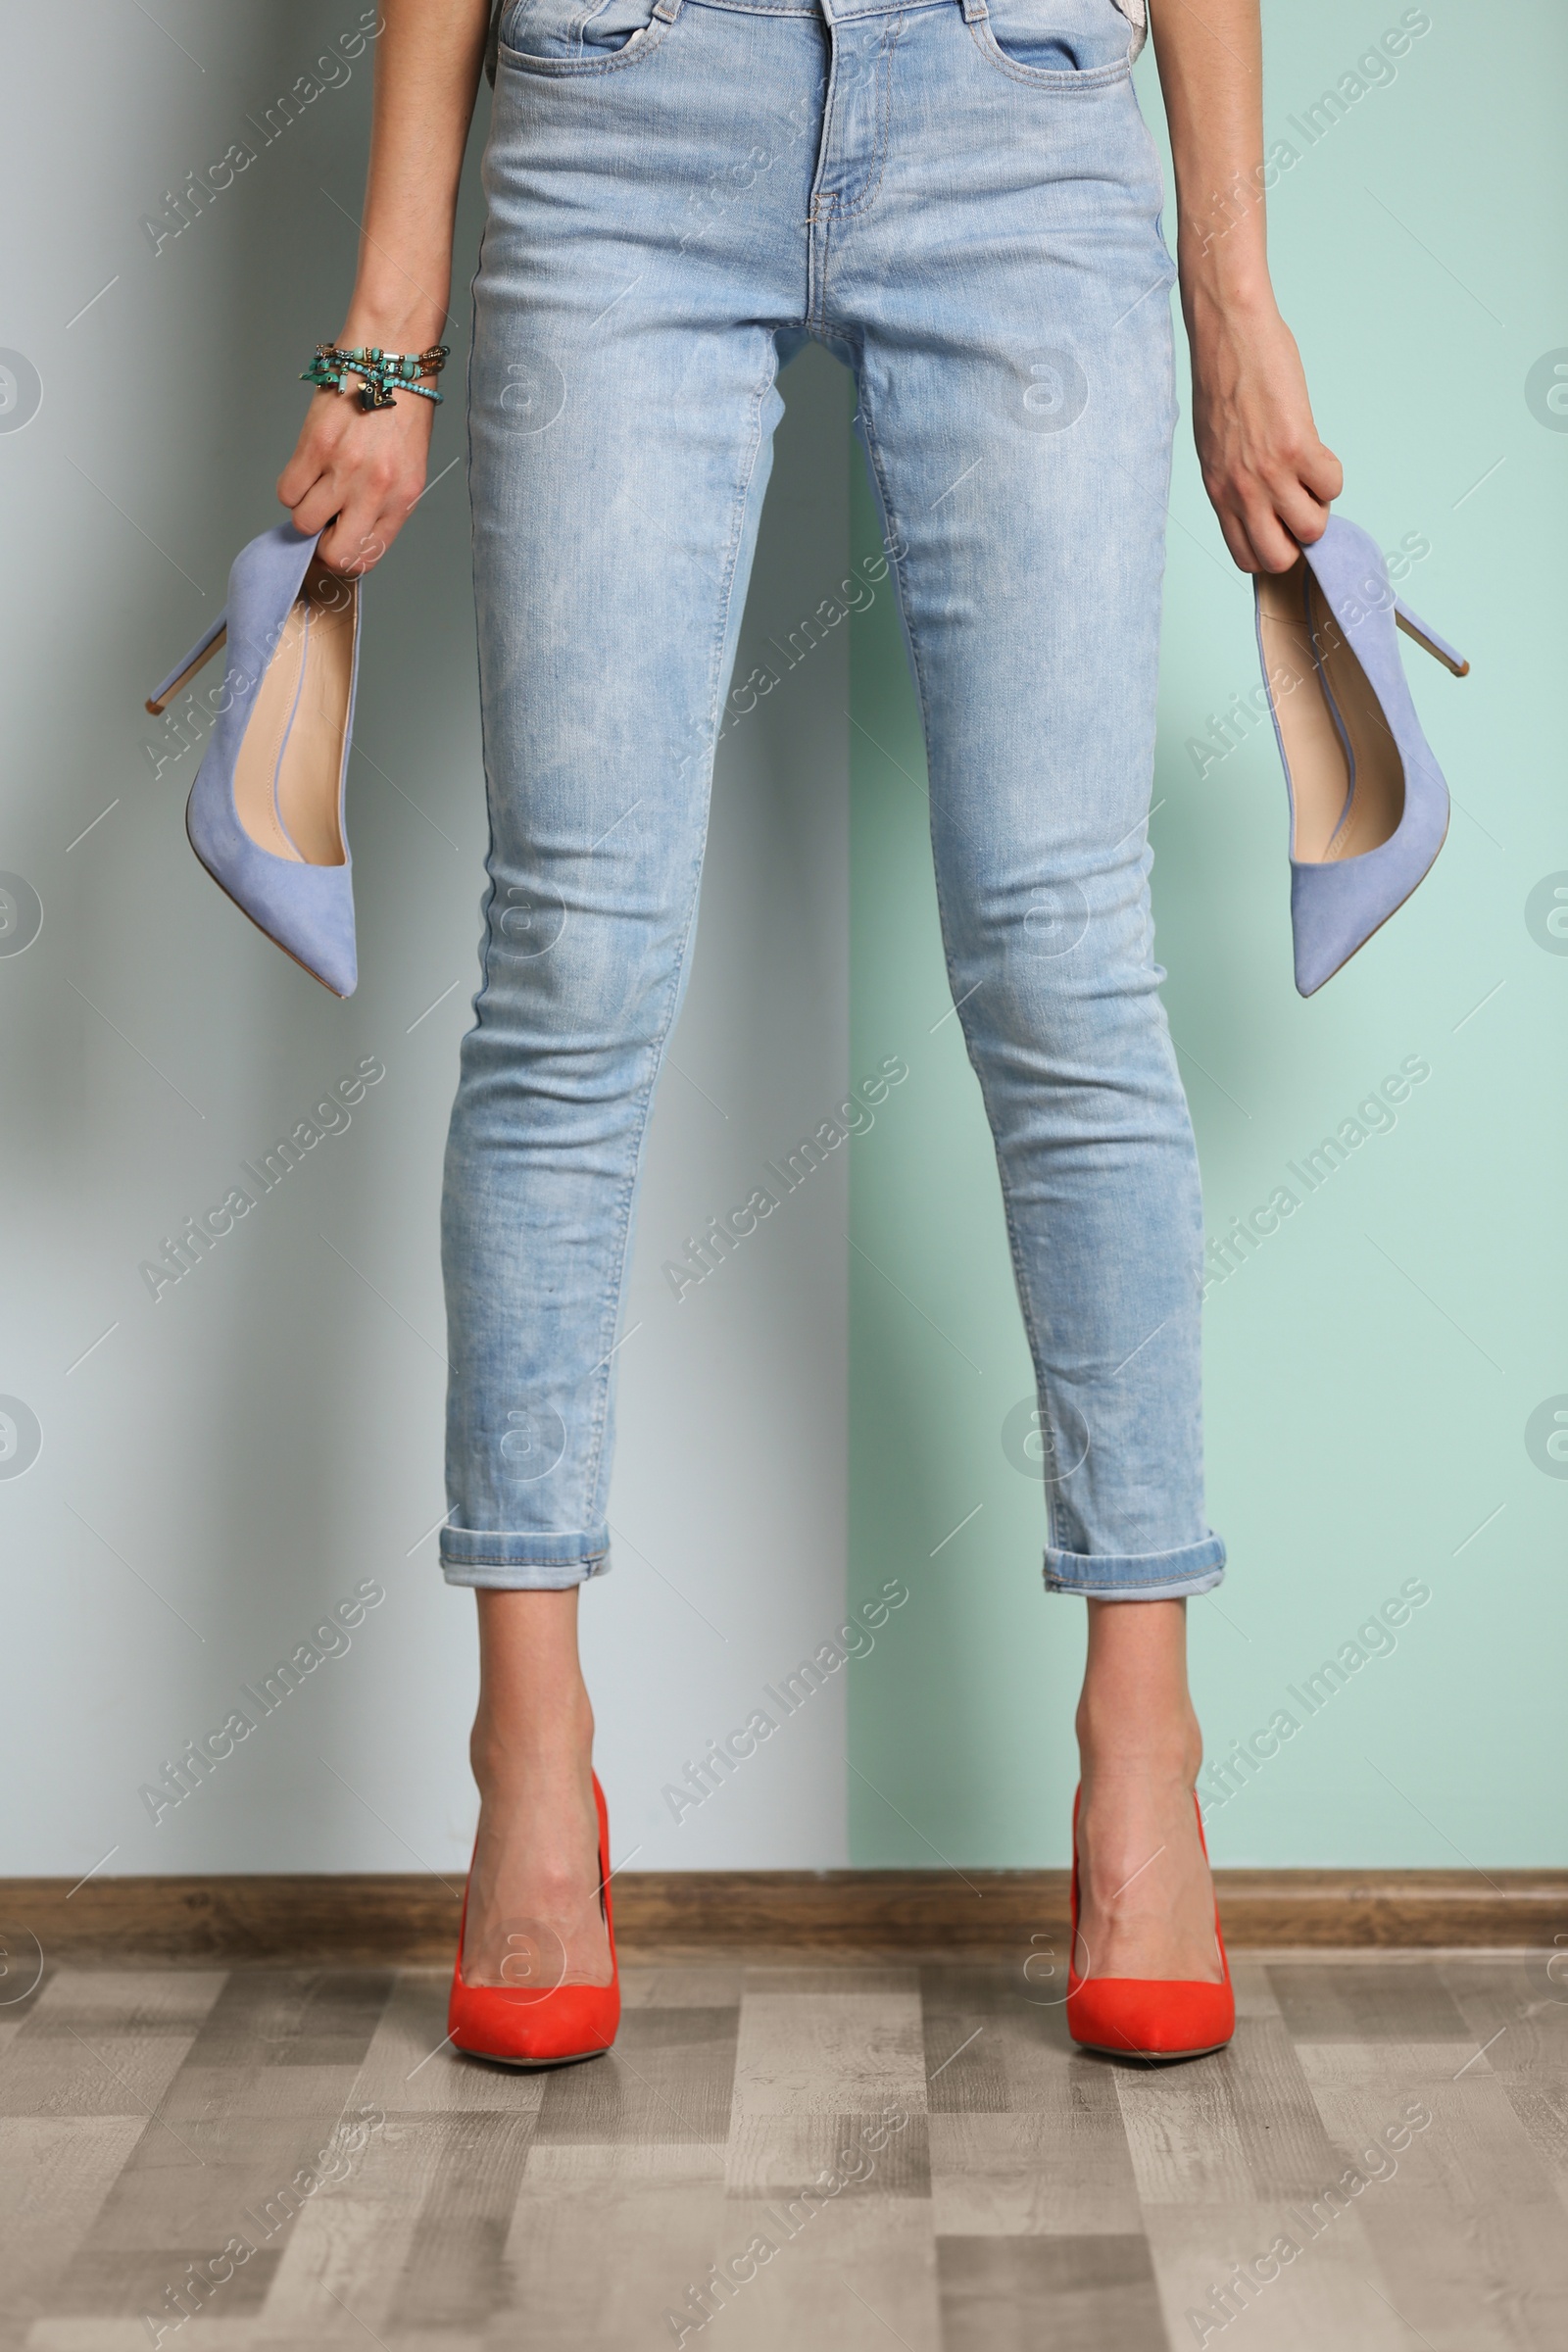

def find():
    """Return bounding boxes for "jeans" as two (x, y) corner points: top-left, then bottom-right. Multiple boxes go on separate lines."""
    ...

(440, 0), (1225, 1600)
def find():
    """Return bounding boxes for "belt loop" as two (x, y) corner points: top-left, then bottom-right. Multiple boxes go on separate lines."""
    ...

(652, 0), (684, 21)
(959, 0), (988, 22)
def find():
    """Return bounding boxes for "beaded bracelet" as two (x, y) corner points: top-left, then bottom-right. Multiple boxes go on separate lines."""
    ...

(303, 343), (451, 411)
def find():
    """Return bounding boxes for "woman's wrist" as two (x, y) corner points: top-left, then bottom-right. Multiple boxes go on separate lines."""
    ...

(336, 289), (451, 356)
(1174, 180), (1275, 319)
(1178, 247), (1279, 341)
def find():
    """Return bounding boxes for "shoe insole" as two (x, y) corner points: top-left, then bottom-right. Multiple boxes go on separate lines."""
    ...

(1257, 560), (1404, 863)
(233, 559), (356, 866)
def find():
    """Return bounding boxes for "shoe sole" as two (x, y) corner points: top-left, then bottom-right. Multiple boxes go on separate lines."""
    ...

(455, 2040), (613, 2071)
(185, 806), (348, 999)
(1071, 2036), (1231, 2063)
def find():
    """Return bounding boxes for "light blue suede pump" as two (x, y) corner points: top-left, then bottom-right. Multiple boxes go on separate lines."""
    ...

(147, 524), (361, 997)
(1254, 514), (1468, 997)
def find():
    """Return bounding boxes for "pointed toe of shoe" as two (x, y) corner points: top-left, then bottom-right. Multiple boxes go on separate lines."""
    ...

(297, 912), (357, 1000)
(187, 764), (358, 996)
(1290, 870), (1355, 998)
(1289, 794), (1448, 998)
(1066, 1975), (1235, 2061)
(259, 875), (358, 998)
(255, 868), (358, 996)
(448, 1979), (620, 2068)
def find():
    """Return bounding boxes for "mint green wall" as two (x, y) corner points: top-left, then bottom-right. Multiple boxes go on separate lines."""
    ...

(848, 0), (1567, 1867)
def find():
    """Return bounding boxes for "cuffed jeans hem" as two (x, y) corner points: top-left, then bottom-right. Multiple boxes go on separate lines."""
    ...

(1043, 1533), (1225, 1600)
(439, 1526), (611, 1591)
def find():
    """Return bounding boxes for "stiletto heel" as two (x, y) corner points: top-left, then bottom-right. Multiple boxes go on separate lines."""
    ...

(1394, 596), (1470, 676)
(1254, 514), (1468, 997)
(145, 612), (228, 715)
(147, 522), (362, 998)
(448, 1770), (620, 2068)
(1065, 1786), (1234, 2062)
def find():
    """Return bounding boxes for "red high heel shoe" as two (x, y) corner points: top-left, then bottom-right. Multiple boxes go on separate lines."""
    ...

(1065, 1785), (1234, 2061)
(448, 1770), (620, 2066)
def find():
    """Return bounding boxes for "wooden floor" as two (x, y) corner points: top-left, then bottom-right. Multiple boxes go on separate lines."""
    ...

(2, 1952), (1564, 2350)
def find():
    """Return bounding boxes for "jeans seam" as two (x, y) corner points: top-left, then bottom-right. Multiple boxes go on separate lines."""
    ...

(575, 334), (777, 1528)
(807, 44), (840, 226)
(465, 214), (499, 1047)
(1046, 1541), (1221, 1581)
(836, 13), (901, 220)
(442, 1545), (608, 1564)
(449, 171), (502, 1539)
(855, 383), (1082, 1559)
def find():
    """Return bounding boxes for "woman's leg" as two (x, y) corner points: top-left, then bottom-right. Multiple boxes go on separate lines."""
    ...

(829, 6), (1224, 1970)
(1075, 1599), (1220, 1982)
(465, 1591), (611, 1985)
(440, 5), (829, 1976)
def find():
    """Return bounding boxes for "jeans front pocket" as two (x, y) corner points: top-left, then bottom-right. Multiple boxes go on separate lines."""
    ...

(497, 0), (668, 74)
(968, 0), (1135, 87)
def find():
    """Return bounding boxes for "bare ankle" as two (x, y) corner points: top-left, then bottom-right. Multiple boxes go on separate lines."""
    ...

(1076, 1699), (1202, 1788)
(470, 1706), (595, 1796)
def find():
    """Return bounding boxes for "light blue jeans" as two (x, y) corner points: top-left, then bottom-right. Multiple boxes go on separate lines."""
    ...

(440, 0), (1226, 1599)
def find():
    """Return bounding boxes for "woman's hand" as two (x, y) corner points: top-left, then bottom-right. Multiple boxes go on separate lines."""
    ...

(277, 367), (436, 578)
(1188, 291), (1344, 575)
(1150, 0), (1344, 575)
(272, 0), (489, 572)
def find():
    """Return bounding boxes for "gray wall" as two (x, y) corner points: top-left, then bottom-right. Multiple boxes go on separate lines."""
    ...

(0, 3), (852, 1877)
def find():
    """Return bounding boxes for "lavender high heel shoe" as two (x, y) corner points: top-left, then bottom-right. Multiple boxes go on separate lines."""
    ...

(146, 523), (361, 998)
(1254, 513), (1468, 997)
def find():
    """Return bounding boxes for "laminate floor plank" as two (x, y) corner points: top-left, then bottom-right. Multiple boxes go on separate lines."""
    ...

(1229, 1953), (1286, 2021)
(0, 2028), (203, 2123)
(929, 2108), (1143, 2238)
(620, 1965), (747, 2011)
(1301, 2055), (1568, 2352)
(1439, 1956), (1568, 2193)
(40, 2246), (283, 2325)
(705, 2194), (940, 2352)
(0, 2116), (148, 2352)
(1141, 2200), (1412, 2352)
(495, 2143), (728, 2352)
(732, 1975), (924, 2119)
(382, 2112), (538, 2333)
(1113, 2049), (1258, 2206)
(1266, 1962), (1473, 2043)
(178, 1970), (394, 2072)
(14, 1972), (225, 2036)
(246, 2188), (416, 2348)
(918, 1968), (1017, 2116)
(255, 2108), (492, 2344)
(25, 2328), (273, 2351)
(531, 2003), (738, 2148)
(156, 2061), (367, 2127)
(938, 2230), (1166, 2352)
(1212, 2014), (1348, 2197)
(919, 1963), (1073, 2115)
(83, 2118), (370, 2249)
(924, 1972), (1238, 2231)
(725, 2109), (930, 2199)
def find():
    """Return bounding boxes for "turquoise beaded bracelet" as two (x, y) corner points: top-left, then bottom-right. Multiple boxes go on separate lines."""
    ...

(303, 342), (451, 411)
